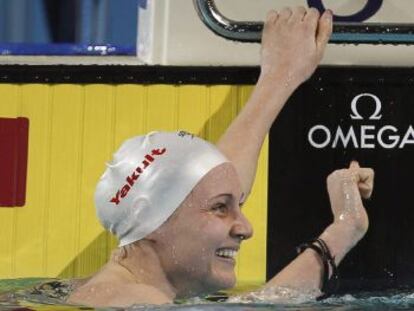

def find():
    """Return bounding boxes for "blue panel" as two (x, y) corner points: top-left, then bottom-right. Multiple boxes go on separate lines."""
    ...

(0, 0), (138, 47)
(0, 0), (49, 43)
(9, 0), (25, 42)
(95, 0), (109, 44)
(0, 43), (136, 56)
(26, 0), (50, 43)
(107, 0), (138, 45)
(79, 0), (94, 44)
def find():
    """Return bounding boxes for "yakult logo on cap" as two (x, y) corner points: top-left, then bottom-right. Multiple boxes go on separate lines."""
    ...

(308, 93), (414, 149)
(110, 148), (167, 205)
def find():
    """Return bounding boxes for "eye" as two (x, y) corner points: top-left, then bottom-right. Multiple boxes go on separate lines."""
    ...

(211, 203), (229, 215)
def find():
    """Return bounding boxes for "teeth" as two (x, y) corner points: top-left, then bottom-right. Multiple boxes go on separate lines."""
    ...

(215, 249), (237, 259)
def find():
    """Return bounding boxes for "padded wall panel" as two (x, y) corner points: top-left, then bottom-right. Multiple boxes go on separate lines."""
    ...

(0, 117), (29, 207)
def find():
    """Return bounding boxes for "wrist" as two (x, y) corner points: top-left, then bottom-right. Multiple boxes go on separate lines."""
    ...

(257, 68), (300, 96)
(319, 223), (364, 265)
(258, 63), (306, 91)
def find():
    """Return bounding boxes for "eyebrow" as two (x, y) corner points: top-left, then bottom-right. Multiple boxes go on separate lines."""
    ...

(210, 193), (232, 200)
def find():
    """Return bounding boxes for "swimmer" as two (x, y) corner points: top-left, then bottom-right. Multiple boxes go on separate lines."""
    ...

(66, 7), (375, 307)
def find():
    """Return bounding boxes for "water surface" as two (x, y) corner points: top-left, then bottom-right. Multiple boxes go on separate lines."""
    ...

(2, 278), (414, 310)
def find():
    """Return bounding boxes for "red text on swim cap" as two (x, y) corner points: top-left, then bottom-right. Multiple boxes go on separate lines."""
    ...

(110, 148), (167, 205)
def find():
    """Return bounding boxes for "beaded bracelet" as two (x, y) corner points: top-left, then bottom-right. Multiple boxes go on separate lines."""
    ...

(296, 238), (339, 299)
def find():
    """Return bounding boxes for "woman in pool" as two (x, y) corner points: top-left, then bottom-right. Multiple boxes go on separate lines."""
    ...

(65, 7), (374, 307)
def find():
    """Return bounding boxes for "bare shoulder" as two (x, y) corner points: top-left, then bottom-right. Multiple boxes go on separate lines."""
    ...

(68, 280), (171, 307)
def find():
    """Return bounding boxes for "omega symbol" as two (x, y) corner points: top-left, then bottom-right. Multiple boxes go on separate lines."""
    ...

(307, 0), (383, 22)
(350, 93), (382, 121)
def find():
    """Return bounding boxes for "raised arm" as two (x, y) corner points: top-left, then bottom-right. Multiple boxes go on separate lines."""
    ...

(217, 7), (333, 197)
(264, 161), (374, 293)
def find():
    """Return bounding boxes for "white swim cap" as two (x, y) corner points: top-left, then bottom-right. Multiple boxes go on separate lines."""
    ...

(95, 131), (229, 246)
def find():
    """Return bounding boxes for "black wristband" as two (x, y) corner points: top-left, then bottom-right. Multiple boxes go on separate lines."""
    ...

(296, 238), (339, 299)
(314, 238), (339, 297)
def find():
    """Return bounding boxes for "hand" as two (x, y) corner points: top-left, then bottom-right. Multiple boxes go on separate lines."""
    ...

(326, 161), (374, 242)
(260, 6), (332, 88)
(350, 161), (374, 200)
(320, 162), (374, 263)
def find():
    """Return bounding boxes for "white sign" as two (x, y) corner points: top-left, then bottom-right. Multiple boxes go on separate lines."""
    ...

(308, 93), (414, 149)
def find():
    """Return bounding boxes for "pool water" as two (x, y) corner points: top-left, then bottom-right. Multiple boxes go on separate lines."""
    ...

(2, 278), (414, 310)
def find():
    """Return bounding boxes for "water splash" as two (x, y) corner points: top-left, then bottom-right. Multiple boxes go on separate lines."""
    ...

(227, 286), (320, 304)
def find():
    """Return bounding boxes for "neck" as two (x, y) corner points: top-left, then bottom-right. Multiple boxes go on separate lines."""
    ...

(111, 240), (177, 300)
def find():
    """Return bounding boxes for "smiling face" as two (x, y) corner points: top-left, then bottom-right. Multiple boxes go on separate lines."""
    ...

(147, 162), (253, 298)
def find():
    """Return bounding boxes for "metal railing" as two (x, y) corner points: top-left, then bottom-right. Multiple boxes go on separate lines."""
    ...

(193, 0), (414, 44)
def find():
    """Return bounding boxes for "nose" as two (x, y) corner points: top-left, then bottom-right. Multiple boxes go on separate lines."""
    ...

(230, 210), (253, 241)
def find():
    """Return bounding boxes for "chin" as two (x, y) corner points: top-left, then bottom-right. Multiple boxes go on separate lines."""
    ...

(208, 270), (236, 291)
(221, 276), (236, 289)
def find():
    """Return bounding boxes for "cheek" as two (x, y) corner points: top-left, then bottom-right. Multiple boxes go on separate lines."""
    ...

(198, 217), (230, 245)
(163, 214), (230, 258)
(175, 218), (225, 257)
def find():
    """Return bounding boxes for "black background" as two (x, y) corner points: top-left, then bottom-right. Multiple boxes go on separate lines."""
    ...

(268, 67), (414, 292)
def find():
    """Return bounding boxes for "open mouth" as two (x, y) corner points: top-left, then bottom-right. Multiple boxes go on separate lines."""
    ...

(215, 248), (238, 261)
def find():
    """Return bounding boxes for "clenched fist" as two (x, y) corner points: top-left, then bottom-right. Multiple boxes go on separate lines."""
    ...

(326, 161), (374, 241)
